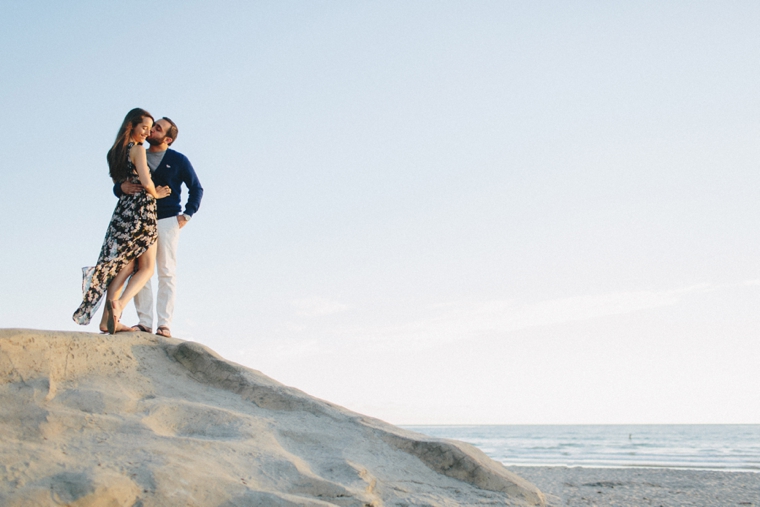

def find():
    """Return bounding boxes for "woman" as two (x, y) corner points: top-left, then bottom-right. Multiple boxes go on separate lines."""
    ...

(73, 108), (171, 333)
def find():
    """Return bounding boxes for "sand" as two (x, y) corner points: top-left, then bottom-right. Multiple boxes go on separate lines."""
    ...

(4, 328), (755, 507)
(0, 329), (545, 506)
(507, 466), (759, 507)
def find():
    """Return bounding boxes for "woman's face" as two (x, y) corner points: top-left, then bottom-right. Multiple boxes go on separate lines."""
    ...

(130, 116), (153, 144)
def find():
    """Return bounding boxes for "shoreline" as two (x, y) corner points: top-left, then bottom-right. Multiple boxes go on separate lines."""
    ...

(504, 463), (760, 474)
(507, 465), (760, 507)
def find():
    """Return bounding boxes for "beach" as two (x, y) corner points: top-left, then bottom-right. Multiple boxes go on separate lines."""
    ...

(508, 466), (759, 507)
(4, 328), (758, 506)
(411, 424), (760, 505)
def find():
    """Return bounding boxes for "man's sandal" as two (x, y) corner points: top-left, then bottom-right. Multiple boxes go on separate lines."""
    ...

(156, 326), (172, 338)
(131, 324), (152, 333)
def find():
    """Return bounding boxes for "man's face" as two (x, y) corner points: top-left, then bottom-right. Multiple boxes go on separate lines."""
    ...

(147, 119), (172, 146)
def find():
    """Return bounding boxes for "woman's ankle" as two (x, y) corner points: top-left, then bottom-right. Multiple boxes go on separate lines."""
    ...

(112, 299), (124, 319)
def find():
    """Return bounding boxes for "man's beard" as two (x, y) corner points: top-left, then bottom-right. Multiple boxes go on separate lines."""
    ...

(146, 136), (164, 146)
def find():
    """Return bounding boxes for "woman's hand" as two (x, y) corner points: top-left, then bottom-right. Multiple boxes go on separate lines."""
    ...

(155, 185), (172, 199)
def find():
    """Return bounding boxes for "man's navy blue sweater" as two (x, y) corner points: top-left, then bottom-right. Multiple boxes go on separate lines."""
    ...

(114, 149), (203, 220)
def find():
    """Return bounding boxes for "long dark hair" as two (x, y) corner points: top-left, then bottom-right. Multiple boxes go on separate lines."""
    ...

(107, 108), (153, 182)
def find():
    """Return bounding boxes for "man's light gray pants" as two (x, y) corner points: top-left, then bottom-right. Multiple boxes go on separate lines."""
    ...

(134, 216), (181, 330)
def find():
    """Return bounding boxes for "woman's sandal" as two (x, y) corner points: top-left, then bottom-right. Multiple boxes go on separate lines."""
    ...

(156, 326), (171, 338)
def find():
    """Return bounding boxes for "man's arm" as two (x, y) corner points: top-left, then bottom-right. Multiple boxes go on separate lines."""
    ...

(114, 181), (144, 196)
(181, 157), (203, 217)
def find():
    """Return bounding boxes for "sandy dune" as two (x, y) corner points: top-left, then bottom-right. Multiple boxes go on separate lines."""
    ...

(0, 329), (545, 506)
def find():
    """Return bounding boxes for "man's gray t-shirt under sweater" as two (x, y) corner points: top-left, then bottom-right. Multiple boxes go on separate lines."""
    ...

(146, 150), (166, 172)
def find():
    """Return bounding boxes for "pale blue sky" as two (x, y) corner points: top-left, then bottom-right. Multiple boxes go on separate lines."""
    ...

(1, 1), (758, 424)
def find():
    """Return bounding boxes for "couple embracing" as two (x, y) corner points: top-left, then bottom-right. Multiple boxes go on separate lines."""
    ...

(73, 108), (203, 337)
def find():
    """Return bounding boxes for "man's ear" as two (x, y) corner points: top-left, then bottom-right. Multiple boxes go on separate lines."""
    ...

(164, 137), (174, 146)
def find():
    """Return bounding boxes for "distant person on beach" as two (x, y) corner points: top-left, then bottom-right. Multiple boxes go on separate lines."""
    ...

(114, 116), (203, 338)
(73, 108), (172, 333)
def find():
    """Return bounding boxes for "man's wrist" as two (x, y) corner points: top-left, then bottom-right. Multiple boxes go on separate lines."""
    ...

(181, 214), (191, 221)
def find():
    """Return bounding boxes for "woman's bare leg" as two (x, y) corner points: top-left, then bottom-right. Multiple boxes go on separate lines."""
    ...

(112, 243), (157, 325)
(99, 260), (135, 332)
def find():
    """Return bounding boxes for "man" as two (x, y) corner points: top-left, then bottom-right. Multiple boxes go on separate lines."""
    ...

(115, 117), (203, 337)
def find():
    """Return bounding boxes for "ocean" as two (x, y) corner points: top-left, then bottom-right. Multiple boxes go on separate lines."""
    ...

(404, 425), (760, 472)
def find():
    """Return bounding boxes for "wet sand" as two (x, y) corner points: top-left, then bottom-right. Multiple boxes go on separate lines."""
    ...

(508, 466), (759, 507)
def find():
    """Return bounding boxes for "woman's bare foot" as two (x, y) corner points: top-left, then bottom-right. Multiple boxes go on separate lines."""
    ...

(105, 300), (117, 334)
(102, 321), (131, 333)
(99, 312), (109, 332)
(105, 299), (126, 334)
(112, 299), (124, 322)
(114, 322), (133, 333)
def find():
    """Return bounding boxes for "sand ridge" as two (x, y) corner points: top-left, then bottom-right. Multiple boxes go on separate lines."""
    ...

(0, 329), (545, 506)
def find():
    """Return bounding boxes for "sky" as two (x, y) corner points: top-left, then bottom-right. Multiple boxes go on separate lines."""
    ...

(1, 1), (758, 425)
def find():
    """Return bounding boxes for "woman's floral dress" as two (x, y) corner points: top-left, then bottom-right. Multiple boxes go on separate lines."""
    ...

(72, 143), (157, 325)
